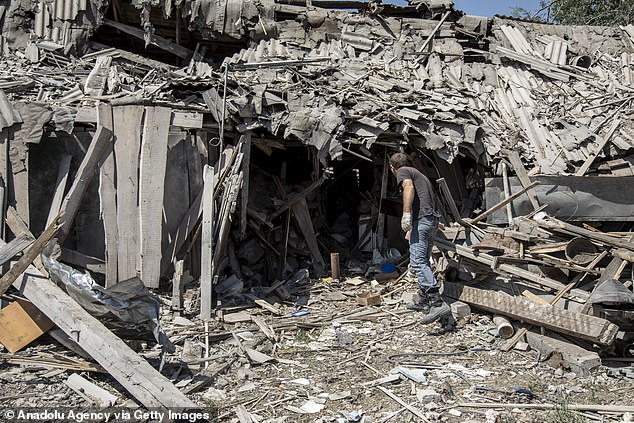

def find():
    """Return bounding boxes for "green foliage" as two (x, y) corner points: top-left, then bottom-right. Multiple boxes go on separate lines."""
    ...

(511, 0), (634, 26)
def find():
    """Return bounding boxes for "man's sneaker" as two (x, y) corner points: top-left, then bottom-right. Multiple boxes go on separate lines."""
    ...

(419, 290), (451, 324)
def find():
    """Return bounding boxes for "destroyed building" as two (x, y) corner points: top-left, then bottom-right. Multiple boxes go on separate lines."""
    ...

(0, 0), (633, 420)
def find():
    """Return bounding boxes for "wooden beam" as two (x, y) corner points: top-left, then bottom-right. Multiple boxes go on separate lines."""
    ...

(240, 134), (251, 240)
(470, 181), (539, 224)
(291, 198), (326, 277)
(444, 282), (618, 346)
(375, 150), (389, 252)
(506, 150), (540, 210)
(0, 214), (62, 297)
(5, 206), (47, 275)
(59, 248), (106, 274)
(200, 165), (215, 320)
(0, 233), (33, 267)
(57, 126), (113, 245)
(45, 155), (71, 227)
(435, 238), (589, 302)
(139, 107), (171, 288)
(102, 19), (193, 59)
(535, 217), (634, 252)
(7, 242), (197, 409)
(97, 104), (118, 288)
(267, 176), (327, 223)
(575, 118), (621, 176)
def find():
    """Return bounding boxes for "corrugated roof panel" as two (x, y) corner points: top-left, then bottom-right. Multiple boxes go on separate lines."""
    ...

(33, 0), (87, 41)
(0, 90), (23, 131)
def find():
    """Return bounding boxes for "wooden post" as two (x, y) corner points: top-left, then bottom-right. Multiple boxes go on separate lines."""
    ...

(172, 259), (184, 316)
(330, 252), (340, 280)
(200, 165), (215, 320)
(501, 162), (513, 225)
(98, 104), (118, 288)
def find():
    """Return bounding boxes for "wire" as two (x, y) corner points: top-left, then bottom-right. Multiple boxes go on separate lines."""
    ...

(386, 345), (485, 364)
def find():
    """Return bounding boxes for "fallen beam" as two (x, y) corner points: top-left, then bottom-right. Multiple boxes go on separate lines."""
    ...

(435, 238), (590, 302)
(7, 242), (198, 410)
(443, 282), (618, 346)
(525, 331), (601, 376)
(0, 215), (62, 297)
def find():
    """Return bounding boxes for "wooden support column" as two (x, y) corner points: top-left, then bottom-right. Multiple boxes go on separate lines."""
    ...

(292, 198), (325, 277)
(112, 106), (143, 281)
(172, 259), (184, 315)
(240, 133), (251, 240)
(200, 165), (215, 320)
(139, 106), (171, 288)
(330, 252), (340, 280)
(98, 104), (118, 288)
(375, 150), (389, 252)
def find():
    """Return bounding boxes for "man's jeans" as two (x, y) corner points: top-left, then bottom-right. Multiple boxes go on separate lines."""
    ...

(409, 215), (438, 293)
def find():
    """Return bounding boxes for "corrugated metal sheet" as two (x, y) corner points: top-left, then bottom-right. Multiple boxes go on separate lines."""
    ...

(0, 90), (23, 131)
(226, 39), (300, 64)
(34, 0), (88, 43)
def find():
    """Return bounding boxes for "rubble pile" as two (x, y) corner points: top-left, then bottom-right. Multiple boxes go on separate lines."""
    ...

(0, 0), (632, 421)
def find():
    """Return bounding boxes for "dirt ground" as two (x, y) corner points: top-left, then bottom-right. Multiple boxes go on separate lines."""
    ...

(1, 277), (634, 423)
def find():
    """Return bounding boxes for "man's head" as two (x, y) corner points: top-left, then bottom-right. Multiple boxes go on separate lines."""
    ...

(389, 153), (409, 174)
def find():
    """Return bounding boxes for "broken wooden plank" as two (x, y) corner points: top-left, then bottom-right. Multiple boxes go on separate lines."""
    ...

(435, 238), (589, 302)
(103, 19), (193, 59)
(376, 386), (430, 422)
(45, 155), (71, 227)
(0, 214), (62, 297)
(65, 373), (118, 407)
(292, 197), (326, 277)
(506, 150), (540, 210)
(57, 126), (113, 245)
(0, 299), (54, 352)
(200, 164), (215, 321)
(97, 104), (118, 288)
(535, 217), (634, 252)
(113, 106), (143, 281)
(267, 176), (327, 223)
(0, 232), (33, 267)
(139, 106), (171, 288)
(171, 111), (203, 129)
(470, 181), (539, 224)
(444, 282), (618, 346)
(5, 206), (47, 275)
(524, 331), (601, 376)
(240, 133), (251, 240)
(8, 241), (197, 409)
(576, 118), (621, 176)
(59, 248), (106, 274)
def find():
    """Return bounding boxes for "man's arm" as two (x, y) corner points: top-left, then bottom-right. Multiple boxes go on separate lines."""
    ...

(402, 179), (414, 213)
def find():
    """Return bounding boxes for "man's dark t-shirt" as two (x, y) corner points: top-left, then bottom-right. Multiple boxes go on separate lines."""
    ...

(396, 166), (440, 220)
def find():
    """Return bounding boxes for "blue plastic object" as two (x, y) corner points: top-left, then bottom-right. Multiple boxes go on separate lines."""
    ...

(381, 262), (396, 273)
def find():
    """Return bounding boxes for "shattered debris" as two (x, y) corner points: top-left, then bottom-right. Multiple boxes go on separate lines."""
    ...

(0, 0), (633, 421)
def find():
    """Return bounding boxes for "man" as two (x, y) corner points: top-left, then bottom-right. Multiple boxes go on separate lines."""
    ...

(389, 152), (450, 324)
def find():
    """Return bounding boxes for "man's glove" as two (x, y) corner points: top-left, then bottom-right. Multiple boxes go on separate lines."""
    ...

(401, 212), (412, 232)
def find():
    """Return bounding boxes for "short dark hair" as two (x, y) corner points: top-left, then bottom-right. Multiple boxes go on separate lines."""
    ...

(389, 153), (409, 170)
